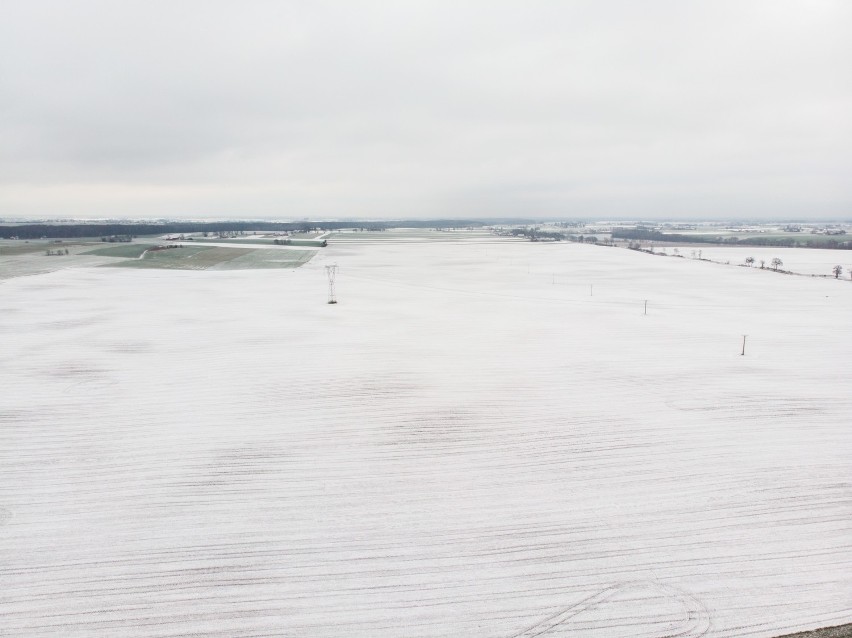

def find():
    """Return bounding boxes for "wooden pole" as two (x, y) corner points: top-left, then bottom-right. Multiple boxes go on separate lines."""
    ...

(741, 335), (747, 356)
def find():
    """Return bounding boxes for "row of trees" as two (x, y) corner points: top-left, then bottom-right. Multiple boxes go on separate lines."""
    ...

(743, 256), (783, 270)
(503, 228), (612, 243)
(744, 258), (849, 278)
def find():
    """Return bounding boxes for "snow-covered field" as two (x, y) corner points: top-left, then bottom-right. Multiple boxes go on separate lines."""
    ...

(665, 246), (852, 278)
(1, 239), (850, 637)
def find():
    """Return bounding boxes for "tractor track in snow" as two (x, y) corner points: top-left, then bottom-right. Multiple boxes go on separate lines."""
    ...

(508, 581), (711, 638)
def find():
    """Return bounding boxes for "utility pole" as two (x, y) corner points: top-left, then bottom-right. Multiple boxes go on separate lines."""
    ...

(644, 300), (648, 315)
(325, 264), (338, 304)
(741, 335), (747, 356)
(590, 284), (593, 297)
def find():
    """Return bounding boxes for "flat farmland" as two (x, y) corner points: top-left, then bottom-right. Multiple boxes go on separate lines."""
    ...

(0, 239), (849, 637)
(665, 246), (852, 277)
(109, 245), (254, 269)
(209, 248), (315, 269)
(83, 244), (154, 258)
(330, 227), (513, 244)
(1, 240), (318, 277)
(105, 245), (317, 270)
(0, 240), (132, 280)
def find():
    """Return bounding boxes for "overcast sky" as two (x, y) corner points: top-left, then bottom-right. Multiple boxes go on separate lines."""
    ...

(1, 1), (850, 220)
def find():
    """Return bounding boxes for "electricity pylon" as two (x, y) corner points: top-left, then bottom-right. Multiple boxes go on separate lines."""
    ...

(325, 264), (338, 304)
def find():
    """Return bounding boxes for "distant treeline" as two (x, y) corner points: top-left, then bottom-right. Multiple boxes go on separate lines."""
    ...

(612, 228), (852, 250)
(0, 219), (487, 240)
(505, 228), (610, 243)
(508, 228), (567, 241)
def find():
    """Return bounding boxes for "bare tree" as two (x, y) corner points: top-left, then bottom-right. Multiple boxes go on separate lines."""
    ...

(771, 257), (783, 271)
(745, 256), (755, 267)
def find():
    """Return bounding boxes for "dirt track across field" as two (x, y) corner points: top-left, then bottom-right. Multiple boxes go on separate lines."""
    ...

(776, 624), (852, 638)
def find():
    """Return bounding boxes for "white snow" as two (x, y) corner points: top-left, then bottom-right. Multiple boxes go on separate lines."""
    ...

(1, 239), (850, 637)
(666, 246), (852, 277)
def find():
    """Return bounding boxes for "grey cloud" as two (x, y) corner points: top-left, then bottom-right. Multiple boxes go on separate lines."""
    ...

(1, 0), (850, 218)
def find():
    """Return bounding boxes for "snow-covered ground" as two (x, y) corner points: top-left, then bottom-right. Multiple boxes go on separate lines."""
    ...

(1, 239), (850, 637)
(664, 246), (852, 277)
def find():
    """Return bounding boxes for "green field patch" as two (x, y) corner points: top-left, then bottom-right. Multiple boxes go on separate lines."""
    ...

(96, 243), (316, 271)
(83, 244), (153, 258)
(107, 245), (251, 270)
(192, 237), (279, 245)
(0, 244), (53, 256)
(210, 248), (316, 270)
(192, 237), (326, 247)
(0, 241), (85, 256)
(285, 239), (327, 247)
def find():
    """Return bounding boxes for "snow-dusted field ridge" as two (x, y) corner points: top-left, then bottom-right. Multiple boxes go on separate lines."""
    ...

(1, 239), (850, 637)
